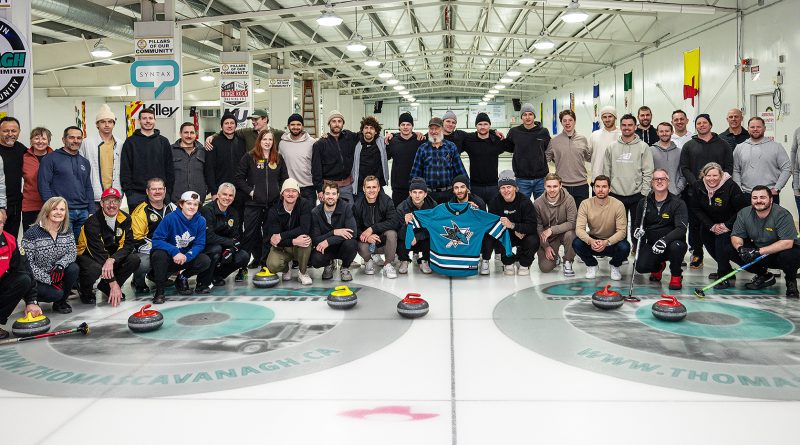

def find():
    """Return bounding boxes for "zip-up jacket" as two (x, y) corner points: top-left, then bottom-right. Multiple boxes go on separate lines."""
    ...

(77, 208), (135, 264)
(151, 210), (206, 262)
(689, 175), (749, 228)
(533, 188), (577, 237)
(505, 123), (551, 179)
(635, 126), (658, 146)
(279, 131), (316, 188)
(130, 200), (176, 253)
(80, 134), (122, 201)
(352, 135), (389, 194)
(21, 224), (76, 285)
(22, 146), (53, 212)
(205, 133), (246, 193)
(603, 134), (653, 196)
(310, 199), (357, 246)
(38, 148), (95, 212)
(488, 192), (538, 235)
(266, 197), (313, 248)
(461, 132), (509, 186)
(679, 133), (734, 188)
(234, 153), (288, 208)
(353, 191), (401, 237)
(732, 138), (791, 192)
(311, 130), (359, 192)
(396, 195), (437, 242)
(545, 131), (591, 187)
(170, 140), (208, 202)
(632, 192), (688, 245)
(120, 129), (174, 196)
(199, 200), (241, 249)
(650, 141), (686, 195)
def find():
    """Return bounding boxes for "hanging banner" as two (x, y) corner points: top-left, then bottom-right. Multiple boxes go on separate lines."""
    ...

(569, 92), (575, 112)
(135, 37), (174, 56)
(623, 71), (633, 112)
(221, 63), (249, 78)
(539, 102), (543, 124)
(683, 48), (700, 108)
(592, 84), (600, 131)
(74, 101), (86, 136)
(552, 98), (558, 135)
(125, 101), (143, 137)
(220, 80), (249, 107)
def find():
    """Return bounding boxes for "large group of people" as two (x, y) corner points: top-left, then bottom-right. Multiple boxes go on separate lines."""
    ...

(1, 100), (800, 338)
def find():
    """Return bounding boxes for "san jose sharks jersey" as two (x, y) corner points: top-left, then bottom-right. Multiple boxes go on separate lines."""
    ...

(406, 202), (511, 277)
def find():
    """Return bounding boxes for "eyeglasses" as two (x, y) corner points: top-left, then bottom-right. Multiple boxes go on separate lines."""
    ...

(652, 177), (669, 182)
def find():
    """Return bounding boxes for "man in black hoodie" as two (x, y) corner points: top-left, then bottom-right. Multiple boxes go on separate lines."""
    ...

(397, 177), (437, 274)
(461, 112), (510, 204)
(353, 176), (401, 278)
(120, 108), (174, 211)
(387, 112), (424, 206)
(310, 181), (358, 282)
(483, 170), (539, 276)
(504, 103), (551, 200)
(205, 114), (246, 204)
(635, 106), (659, 145)
(679, 113), (734, 270)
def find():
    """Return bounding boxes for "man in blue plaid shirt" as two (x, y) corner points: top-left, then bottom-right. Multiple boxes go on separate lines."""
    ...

(410, 117), (468, 203)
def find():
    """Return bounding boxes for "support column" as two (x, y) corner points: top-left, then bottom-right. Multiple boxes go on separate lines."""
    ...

(219, 52), (253, 128)
(268, 69), (293, 133)
(0, 1), (34, 138)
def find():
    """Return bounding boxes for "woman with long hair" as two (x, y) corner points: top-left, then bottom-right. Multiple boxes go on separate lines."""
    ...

(235, 129), (288, 269)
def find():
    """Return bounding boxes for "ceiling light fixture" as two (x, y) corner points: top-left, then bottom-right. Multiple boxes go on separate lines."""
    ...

(506, 69), (522, 77)
(90, 39), (113, 58)
(378, 70), (394, 79)
(561, 0), (589, 23)
(494, 84), (506, 89)
(500, 77), (513, 83)
(393, 85), (405, 91)
(364, 57), (381, 67)
(254, 87), (265, 93)
(533, 36), (555, 51)
(346, 35), (367, 52)
(478, 101), (487, 106)
(200, 71), (214, 81)
(489, 89), (500, 94)
(518, 52), (536, 64)
(316, 2), (343, 27)
(385, 78), (399, 85)
(486, 94), (495, 99)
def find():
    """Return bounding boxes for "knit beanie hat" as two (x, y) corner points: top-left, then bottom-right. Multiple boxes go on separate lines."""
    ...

(288, 113), (303, 125)
(220, 113), (237, 127)
(452, 174), (470, 188)
(281, 178), (300, 194)
(695, 113), (712, 126)
(399, 112), (414, 126)
(442, 110), (457, 122)
(520, 103), (535, 117)
(96, 104), (116, 122)
(409, 177), (427, 192)
(475, 112), (491, 126)
(498, 170), (517, 187)
(328, 110), (345, 125)
(599, 105), (617, 118)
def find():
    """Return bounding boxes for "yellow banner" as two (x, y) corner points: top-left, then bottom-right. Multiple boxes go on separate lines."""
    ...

(683, 48), (700, 106)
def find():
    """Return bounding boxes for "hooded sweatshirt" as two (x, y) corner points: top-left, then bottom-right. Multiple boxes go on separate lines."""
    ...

(38, 148), (95, 212)
(279, 131), (316, 188)
(546, 131), (591, 187)
(206, 133), (246, 193)
(488, 191), (538, 235)
(120, 129), (174, 195)
(151, 209), (206, 262)
(533, 188), (577, 239)
(603, 134), (653, 196)
(504, 123), (551, 179)
(352, 135), (389, 194)
(461, 131), (509, 186)
(649, 141), (686, 195)
(732, 138), (791, 192)
(679, 133), (733, 188)
(589, 127), (621, 181)
(387, 133), (424, 191)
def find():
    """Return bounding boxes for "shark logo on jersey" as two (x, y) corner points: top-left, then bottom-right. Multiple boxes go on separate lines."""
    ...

(175, 231), (196, 248)
(441, 221), (473, 248)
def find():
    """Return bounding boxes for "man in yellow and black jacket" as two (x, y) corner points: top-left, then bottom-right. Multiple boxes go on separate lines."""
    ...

(129, 177), (176, 293)
(76, 188), (140, 306)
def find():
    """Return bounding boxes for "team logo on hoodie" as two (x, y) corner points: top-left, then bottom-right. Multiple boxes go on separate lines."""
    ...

(175, 231), (196, 248)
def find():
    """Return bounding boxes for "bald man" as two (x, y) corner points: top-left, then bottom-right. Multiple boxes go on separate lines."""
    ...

(720, 108), (750, 152)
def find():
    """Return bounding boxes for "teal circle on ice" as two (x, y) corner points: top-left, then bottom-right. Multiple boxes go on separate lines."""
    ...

(138, 302), (274, 340)
(635, 301), (794, 340)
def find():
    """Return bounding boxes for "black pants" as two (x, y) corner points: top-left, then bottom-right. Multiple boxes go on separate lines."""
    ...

(242, 205), (272, 264)
(471, 184), (498, 207)
(635, 239), (687, 276)
(125, 190), (147, 213)
(310, 239), (358, 268)
(5, 203), (21, 238)
(564, 184), (590, 210)
(197, 244), (251, 287)
(700, 229), (737, 276)
(22, 210), (39, 232)
(398, 230), (431, 262)
(391, 188), (409, 207)
(36, 263), (79, 303)
(150, 249), (211, 290)
(0, 270), (35, 325)
(682, 190), (703, 259)
(482, 233), (539, 267)
(300, 186), (317, 205)
(610, 193), (643, 246)
(730, 243), (800, 280)
(77, 254), (140, 296)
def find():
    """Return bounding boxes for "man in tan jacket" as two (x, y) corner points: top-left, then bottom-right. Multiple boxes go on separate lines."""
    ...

(534, 173), (577, 276)
(546, 110), (591, 208)
(572, 175), (630, 280)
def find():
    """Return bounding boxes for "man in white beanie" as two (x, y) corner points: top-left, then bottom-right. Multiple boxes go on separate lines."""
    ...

(80, 104), (122, 207)
(589, 105), (621, 183)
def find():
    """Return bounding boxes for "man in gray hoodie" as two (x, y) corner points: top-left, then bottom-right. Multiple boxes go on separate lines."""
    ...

(650, 122), (686, 195)
(280, 113), (317, 203)
(733, 116), (791, 204)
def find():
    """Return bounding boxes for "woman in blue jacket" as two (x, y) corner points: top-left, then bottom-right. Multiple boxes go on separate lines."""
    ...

(149, 190), (211, 303)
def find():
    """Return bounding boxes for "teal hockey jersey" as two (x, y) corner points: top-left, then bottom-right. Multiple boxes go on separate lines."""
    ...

(405, 202), (512, 277)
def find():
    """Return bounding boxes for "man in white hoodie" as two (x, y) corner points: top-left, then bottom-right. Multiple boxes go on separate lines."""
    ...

(589, 106), (621, 183)
(280, 113), (317, 203)
(80, 104), (122, 207)
(733, 116), (791, 204)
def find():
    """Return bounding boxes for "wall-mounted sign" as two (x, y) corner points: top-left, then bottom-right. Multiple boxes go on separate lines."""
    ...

(268, 78), (291, 88)
(221, 63), (249, 77)
(135, 37), (174, 56)
(130, 59), (180, 98)
(220, 80), (249, 107)
(0, 18), (31, 108)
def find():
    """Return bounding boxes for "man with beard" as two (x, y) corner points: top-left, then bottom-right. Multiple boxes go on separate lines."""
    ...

(204, 109), (283, 154)
(635, 106), (658, 145)
(351, 116), (389, 196)
(387, 112), (425, 206)
(396, 177), (436, 274)
(505, 103), (551, 200)
(589, 106), (621, 182)
(719, 108), (750, 151)
(650, 122), (686, 196)
(731, 185), (800, 298)
(546, 110), (591, 207)
(39, 126), (95, 240)
(461, 112), (510, 204)
(484, 170), (539, 276)
(449, 174), (486, 210)
(264, 178), (314, 285)
(534, 173), (577, 277)
(353, 176), (401, 278)
(280, 113), (317, 203)
(312, 110), (360, 203)
(120, 108), (174, 211)
(0, 116), (28, 236)
(680, 113), (734, 269)
(410, 117), (467, 204)
(733, 117), (790, 203)
(670, 110), (693, 149)
(310, 181), (357, 282)
(80, 104), (122, 208)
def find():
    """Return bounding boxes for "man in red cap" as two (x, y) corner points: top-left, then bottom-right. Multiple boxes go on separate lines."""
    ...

(76, 188), (140, 306)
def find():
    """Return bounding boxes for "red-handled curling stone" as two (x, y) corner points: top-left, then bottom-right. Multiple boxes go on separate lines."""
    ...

(128, 304), (164, 333)
(12, 313), (51, 338)
(397, 293), (429, 318)
(327, 285), (357, 309)
(591, 284), (624, 310)
(651, 294), (687, 322)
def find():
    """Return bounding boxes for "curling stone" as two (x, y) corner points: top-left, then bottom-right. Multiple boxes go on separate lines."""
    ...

(327, 285), (357, 309)
(253, 267), (280, 288)
(128, 304), (164, 333)
(397, 293), (429, 319)
(12, 313), (51, 338)
(591, 285), (624, 310)
(652, 294), (687, 322)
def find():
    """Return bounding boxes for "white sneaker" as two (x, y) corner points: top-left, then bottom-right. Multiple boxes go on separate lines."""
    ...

(298, 272), (312, 285)
(563, 261), (575, 277)
(517, 266), (530, 276)
(372, 254), (385, 266)
(504, 265), (516, 276)
(610, 266), (622, 281)
(585, 266), (598, 279)
(383, 263), (397, 279)
(479, 259), (490, 275)
(420, 260), (432, 274)
(364, 259), (376, 275)
(282, 268), (292, 281)
(398, 261), (409, 274)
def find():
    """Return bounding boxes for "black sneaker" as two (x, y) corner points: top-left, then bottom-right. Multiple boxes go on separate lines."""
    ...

(152, 289), (166, 304)
(234, 268), (247, 282)
(195, 286), (211, 295)
(746, 272), (776, 290)
(689, 255), (703, 269)
(787, 280), (799, 299)
(708, 273), (735, 281)
(0, 327), (8, 340)
(212, 277), (226, 287)
(79, 290), (96, 304)
(52, 300), (73, 314)
(135, 284), (151, 294)
(175, 274), (192, 295)
(713, 279), (731, 290)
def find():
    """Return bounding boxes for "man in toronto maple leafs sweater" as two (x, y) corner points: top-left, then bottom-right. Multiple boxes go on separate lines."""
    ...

(150, 190), (211, 304)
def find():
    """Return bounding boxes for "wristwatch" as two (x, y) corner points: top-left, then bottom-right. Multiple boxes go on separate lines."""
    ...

(28, 299), (38, 306)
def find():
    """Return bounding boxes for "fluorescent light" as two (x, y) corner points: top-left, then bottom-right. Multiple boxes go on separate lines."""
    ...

(109, 85), (123, 90)
(90, 40), (113, 58)
(500, 77), (513, 83)
(494, 84), (506, 89)
(400, 90), (411, 95)
(486, 94), (495, 99)
(200, 71), (214, 81)
(518, 52), (536, 64)
(364, 57), (381, 67)
(393, 85), (405, 91)
(254, 87), (265, 93)
(533, 36), (555, 51)
(385, 78), (400, 85)
(346, 36), (367, 52)
(407, 97), (416, 102)
(561, 0), (589, 23)
(478, 101), (487, 106)
(378, 70), (394, 79)
(316, 4), (343, 27)
(489, 89), (500, 94)
(506, 70), (521, 77)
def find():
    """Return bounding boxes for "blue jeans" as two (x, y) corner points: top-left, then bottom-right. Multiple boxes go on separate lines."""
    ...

(795, 195), (800, 218)
(572, 238), (631, 267)
(69, 208), (89, 241)
(517, 178), (544, 200)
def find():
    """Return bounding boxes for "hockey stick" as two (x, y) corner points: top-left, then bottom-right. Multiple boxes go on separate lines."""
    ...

(0, 322), (90, 346)
(694, 254), (768, 298)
